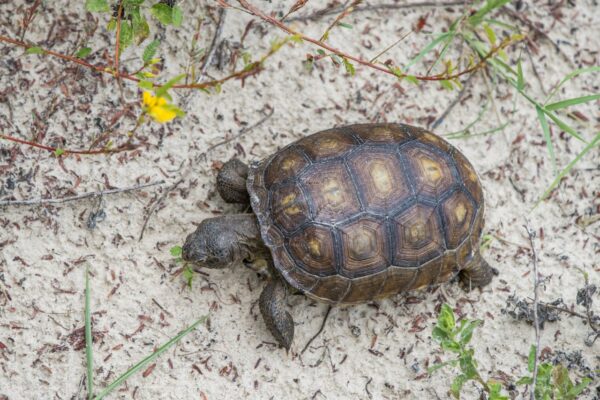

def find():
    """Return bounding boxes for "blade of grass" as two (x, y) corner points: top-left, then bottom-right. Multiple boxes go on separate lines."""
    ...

(93, 315), (208, 400)
(535, 132), (600, 207)
(535, 105), (557, 176)
(404, 32), (453, 70)
(446, 122), (508, 139)
(516, 59), (524, 91)
(544, 111), (586, 143)
(544, 66), (600, 104)
(85, 265), (94, 400)
(545, 94), (600, 111)
(468, 0), (511, 26)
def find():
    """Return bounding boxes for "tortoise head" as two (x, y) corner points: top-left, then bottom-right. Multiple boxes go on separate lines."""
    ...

(182, 218), (237, 269)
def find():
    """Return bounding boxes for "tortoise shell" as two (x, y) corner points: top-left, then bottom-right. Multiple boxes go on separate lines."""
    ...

(247, 123), (484, 304)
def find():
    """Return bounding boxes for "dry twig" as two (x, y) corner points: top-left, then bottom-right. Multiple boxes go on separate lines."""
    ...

(287, 1), (466, 22)
(0, 181), (164, 207)
(199, 7), (227, 81)
(233, 0), (517, 82)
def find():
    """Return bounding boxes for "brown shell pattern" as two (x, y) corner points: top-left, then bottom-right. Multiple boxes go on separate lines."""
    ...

(247, 123), (484, 304)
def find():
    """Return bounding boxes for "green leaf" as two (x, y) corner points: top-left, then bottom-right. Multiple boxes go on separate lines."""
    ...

(85, 265), (94, 400)
(544, 111), (585, 142)
(468, 0), (511, 26)
(86, 0), (110, 12)
(154, 74), (186, 98)
(170, 245), (182, 257)
(26, 46), (44, 55)
(75, 47), (92, 58)
(432, 326), (449, 342)
(172, 6), (183, 27)
(536, 105), (557, 176)
(516, 59), (524, 91)
(142, 39), (160, 64)
(440, 339), (461, 353)
(552, 364), (573, 396)
(483, 23), (497, 45)
(440, 79), (454, 90)
(516, 376), (533, 385)
(53, 148), (65, 157)
(427, 359), (458, 374)
(138, 80), (154, 90)
(405, 32), (453, 70)
(337, 22), (353, 29)
(567, 378), (591, 397)
(527, 345), (536, 373)
(458, 320), (482, 345)
(119, 21), (133, 50)
(93, 315), (208, 400)
(131, 8), (150, 45)
(342, 58), (355, 76)
(450, 374), (468, 399)
(437, 304), (456, 333)
(183, 266), (194, 289)
(488, 382), (508, 400)
(150, 3), (173, 25)
(404, 75), (419, 85)
(545, 94), (600, 111)
(459, 350), (478, 379)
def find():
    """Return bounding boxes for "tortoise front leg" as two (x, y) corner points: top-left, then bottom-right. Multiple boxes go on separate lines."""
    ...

(259, 279), (294, 350)
(459, 250), (497, 290)
(217, 159), (249, 204)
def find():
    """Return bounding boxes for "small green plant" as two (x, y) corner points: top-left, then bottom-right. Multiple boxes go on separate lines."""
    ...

(431, 304), (593, 400)
(170, 245), (194, 288)
(517, 345), (592, 400)
(429, 304), (508, 399)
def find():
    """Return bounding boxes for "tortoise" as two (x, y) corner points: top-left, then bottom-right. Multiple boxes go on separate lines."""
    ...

(182, 123), (495, 350)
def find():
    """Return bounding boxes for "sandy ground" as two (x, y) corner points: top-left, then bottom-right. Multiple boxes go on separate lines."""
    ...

(0, 1), (599, 399)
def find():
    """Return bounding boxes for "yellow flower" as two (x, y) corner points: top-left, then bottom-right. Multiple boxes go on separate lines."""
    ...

(142, 91), (177, 123)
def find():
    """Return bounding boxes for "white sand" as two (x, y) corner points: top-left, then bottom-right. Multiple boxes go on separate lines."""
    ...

(0, 1), (598, 399)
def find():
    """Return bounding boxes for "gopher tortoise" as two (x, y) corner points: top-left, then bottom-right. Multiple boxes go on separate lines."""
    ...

(182, 123), (494, 350)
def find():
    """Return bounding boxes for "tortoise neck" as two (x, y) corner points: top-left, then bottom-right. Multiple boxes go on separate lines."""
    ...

(224, 214), (267, 257)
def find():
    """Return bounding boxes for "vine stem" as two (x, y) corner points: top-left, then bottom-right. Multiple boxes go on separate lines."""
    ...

(0, 133), (136, 155)
(0, 34), (270, 91)
(234, 0), (518, 81)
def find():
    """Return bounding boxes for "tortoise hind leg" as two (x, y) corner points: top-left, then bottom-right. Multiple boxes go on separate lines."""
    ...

(217, 159), (250, 204)
(459, 251), (497, 290)
(259, 279), (294, 350)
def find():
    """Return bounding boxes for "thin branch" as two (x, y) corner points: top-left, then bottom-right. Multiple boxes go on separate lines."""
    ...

(0, 34), (267, 91)
(114, 1), (123, 74)
(235, 0), (518, 82)
(319, 0), (362, 42)
(0, 181), (164, 207)
(138, 179), (184, 241)
(524, 221), (540, 400)
(0, 133), (138, 155)
(199, 7), (227, 81)
(287, 1), (466, 22)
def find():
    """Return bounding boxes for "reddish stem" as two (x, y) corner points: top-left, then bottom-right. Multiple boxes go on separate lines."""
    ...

(0, 133), (135, 155)
(236, 0), (514, 81)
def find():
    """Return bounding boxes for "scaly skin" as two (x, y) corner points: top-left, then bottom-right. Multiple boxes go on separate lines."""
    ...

(217, 158), (249, 204)
(182, 213), (294, 350)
